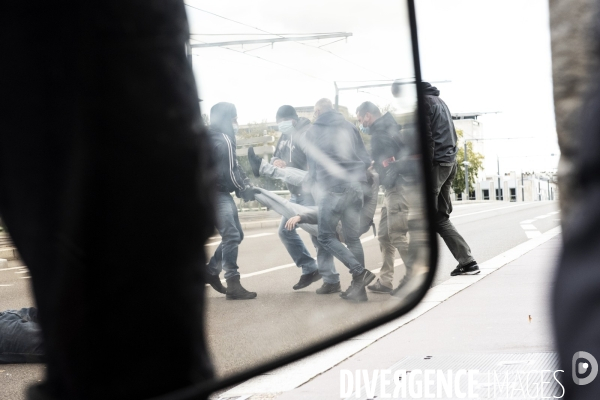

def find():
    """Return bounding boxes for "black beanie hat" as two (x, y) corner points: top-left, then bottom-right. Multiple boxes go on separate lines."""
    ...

(276, 105), (298, 121)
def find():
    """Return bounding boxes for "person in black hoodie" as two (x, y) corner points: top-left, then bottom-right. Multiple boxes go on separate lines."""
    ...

(205, 102), (257, 300)
(356, 101), (411, 294)
(266, 105), (335, 292)
(421, 82), (479, 276)
(304, 98), (375, 302)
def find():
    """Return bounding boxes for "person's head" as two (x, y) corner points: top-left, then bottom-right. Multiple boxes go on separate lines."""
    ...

(275, 105), (299, 134)
(210, 102), (238, 136)
(313, 98), (334, 120)
(356, 101), (382, 129)
(391, 80), (402, 98)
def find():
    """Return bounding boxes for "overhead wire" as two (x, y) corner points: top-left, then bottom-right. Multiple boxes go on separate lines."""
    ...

(189, 37), (329, 83)
(184, 3), (392, 80)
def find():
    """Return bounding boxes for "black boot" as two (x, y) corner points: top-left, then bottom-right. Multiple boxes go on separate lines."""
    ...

(226, 276), (257, 300)
(293, 270), (322, 290)
(206, 273), (227, 294)
(247, 147), (262, 177)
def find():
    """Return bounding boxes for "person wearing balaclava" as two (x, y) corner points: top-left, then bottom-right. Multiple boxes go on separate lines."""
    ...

(205, 102), (258, 300)
(247, 105), (340, 294)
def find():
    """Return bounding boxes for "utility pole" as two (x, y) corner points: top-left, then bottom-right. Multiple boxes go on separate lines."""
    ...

(497, 155), (501, 200)
(186, 41), (193, 68)
(464, 141), (469, 200)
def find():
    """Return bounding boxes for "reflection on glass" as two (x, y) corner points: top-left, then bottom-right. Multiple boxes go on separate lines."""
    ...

(192, 0), (431, 378)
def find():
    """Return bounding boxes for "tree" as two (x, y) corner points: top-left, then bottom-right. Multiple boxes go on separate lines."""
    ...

(453, 129), (484, 196)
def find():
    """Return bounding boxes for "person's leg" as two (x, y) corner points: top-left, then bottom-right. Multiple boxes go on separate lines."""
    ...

(384, 180), (411, 282)
(0, 308), (44, 364)
(434, 164), (476, 267)
(206, 242), (224, 276)
(259, 162), (307, 188)
(277, 194), (318, 275)
(377, 207), (395, 289)
(216, 193), (244, 280)
(310, 235), (339, 284)
(317, 184), (364, 275)
(339, 182), (366, 271)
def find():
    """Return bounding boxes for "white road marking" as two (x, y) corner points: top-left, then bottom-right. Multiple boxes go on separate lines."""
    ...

(451, 203), (533, 220)
(521, 219), (535, 224)
(526, 231), (542, 239)
(15, 271), (28, 274)
(0, 284), (12, 287)
(205, 232), (274, 247)
(520, 224), (537, 231)
(20, 277), (31, 279)
(536, 215), (550, 219)
(221, 226), (562, 398)
(0, 267), (24, 272)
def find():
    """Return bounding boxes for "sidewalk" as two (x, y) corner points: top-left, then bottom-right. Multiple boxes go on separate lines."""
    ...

(278, 235), (560, 399)
(218, 230), (561, 399)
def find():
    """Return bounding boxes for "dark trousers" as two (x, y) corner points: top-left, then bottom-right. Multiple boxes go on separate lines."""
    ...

(433, 163), (475, 266)
(316, 182), (366, 276)
(1, 2), (215, 399)
(207, 192), (244, 280)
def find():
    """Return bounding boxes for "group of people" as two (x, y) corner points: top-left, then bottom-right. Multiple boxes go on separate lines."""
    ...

(205, 82), (479, 302)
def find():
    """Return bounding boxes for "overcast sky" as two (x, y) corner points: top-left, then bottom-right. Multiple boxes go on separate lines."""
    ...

(185, 0), (558, 176)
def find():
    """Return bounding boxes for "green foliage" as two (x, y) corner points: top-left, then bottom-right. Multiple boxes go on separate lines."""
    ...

(453, 129), (484, 195)
(238, 120), (276, 139)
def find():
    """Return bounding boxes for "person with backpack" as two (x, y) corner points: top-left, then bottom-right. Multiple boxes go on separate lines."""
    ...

(356, 101), (412, 294)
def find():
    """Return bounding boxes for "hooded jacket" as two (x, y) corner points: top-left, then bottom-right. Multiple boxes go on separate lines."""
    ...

(272, 117), (311, 195)
(304, 111), (371, 189)
(369, 112), (403, 182)
(422, 82), (458, 164)
(208, 103), (250, 196)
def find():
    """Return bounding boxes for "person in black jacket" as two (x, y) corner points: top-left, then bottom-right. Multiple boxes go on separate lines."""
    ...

(263, 105), (330, 292)
(421, 82), (479, 276)
(304, 98), (376, 302)
(205, 102), (258, 300)
(356, 101), (411, 294)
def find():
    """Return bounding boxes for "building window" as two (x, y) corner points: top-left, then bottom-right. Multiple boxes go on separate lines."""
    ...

(483, 189), (489, 200)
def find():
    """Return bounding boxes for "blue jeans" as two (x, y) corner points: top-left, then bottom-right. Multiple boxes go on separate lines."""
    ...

(0, 308), (44, 363)
(278, 194), (318, 275)
(207, 192), (243, 280)
(317, 182), (366, 276)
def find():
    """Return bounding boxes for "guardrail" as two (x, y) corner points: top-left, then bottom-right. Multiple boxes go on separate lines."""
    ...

(235, 190), (386, 212)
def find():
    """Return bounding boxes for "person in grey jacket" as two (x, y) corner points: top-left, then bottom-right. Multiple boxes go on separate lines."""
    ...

(421, 82), (479, 276)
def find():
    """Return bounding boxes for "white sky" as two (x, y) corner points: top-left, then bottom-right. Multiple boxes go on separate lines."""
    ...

(185, 0), (559, 176)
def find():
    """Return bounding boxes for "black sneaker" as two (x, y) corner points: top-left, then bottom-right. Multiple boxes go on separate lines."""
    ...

(367, 279), (392, 294)
(342, 282), (369, 302)
(247, 147), (262, 177)
(293, 270), (322, 290)
(316, 282), (341, 294)
(341, 269), (376, 302)
(450, 261), (480, 276)
(206, 273), (227, 294)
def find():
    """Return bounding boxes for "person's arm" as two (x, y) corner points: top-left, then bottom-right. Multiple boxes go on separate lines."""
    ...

(271, 135), (288, 168)
(221, 133), (254, 201)
(285, 208), (318, 230)
(423, 96), (435, 165)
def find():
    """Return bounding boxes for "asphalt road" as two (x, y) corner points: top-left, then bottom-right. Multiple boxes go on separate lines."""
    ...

(0, 201), (560, 399)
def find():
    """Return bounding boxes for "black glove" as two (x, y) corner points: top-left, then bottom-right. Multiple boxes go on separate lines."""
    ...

(240, 186), (256, 202)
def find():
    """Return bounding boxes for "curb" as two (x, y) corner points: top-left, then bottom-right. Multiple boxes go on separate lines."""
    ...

(0, 247), (18, 261)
